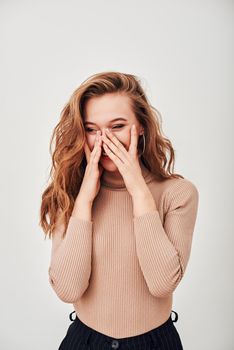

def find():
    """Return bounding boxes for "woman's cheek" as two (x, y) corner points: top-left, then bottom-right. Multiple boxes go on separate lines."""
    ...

(85, 134), (94, 149)
(121, 135), (130, 151)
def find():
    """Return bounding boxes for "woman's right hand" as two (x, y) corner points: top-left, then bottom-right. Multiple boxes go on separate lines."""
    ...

(79, 131), (104, 204)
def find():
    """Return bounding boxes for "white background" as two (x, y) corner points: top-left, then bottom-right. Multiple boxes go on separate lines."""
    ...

(0, 0), (233, 349)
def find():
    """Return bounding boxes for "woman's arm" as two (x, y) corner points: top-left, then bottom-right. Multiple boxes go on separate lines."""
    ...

(132, 178), (199, 298)
(48, 199), (93, 303)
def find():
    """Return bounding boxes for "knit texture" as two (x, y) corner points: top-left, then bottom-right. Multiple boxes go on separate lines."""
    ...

(48, 164), (199, 338)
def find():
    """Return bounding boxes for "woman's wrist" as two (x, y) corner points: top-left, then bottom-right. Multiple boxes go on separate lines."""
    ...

(72, 195), (93, 222)
(132, 190), (157, 217)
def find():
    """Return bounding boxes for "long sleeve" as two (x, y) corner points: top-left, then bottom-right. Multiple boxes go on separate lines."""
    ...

(48, 215), (93, 303)
(133, 179), (199, 298)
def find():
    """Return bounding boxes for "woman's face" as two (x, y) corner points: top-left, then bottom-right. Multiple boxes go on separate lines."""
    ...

(83, 93), (144, 172)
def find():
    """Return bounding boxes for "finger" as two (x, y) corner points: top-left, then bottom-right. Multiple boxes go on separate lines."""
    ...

(90, 131), (101, 163)
(101, 129), (128, 162)
(84, 140), (91, 162)
(93, 135), (103, 164)
(128, 124), (138, 157)
(102, 142), (124, 171)
(84, 132), (99, 163)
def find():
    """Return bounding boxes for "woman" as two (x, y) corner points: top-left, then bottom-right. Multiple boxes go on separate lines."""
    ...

(40, 71), (199, 349)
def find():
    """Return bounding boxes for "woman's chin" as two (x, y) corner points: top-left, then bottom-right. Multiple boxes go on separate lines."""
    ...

(100, 157), (118, 171)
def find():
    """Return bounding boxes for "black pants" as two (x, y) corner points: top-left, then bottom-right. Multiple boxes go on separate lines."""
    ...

(58, 310), (184, 350)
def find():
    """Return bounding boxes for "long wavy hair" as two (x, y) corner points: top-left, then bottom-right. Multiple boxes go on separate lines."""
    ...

(39, 71), (184, 239)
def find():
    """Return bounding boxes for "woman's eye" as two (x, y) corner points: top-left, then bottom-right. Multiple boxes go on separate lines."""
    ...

(85, 128), (95, 132)
(85, 125), (124, 133)
(112, 124), (124, 129)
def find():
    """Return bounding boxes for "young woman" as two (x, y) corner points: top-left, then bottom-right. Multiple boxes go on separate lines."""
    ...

(40, 71), (199, 350)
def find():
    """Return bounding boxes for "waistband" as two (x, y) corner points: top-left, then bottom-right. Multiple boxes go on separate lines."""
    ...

(68, 310), (178, 347)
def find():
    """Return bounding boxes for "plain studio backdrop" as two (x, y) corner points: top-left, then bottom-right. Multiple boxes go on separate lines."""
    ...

(0, 0), (233, 349)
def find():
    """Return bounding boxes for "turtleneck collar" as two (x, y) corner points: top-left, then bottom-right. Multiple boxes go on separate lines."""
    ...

(100, 160), (156, 191)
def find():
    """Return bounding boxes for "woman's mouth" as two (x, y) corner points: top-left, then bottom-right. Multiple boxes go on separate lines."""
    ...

(101, 151), (110, 159)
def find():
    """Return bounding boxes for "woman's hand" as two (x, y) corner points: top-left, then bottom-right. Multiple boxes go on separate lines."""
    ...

(101, 125), (148, 197)
(78, 131), (104, 203)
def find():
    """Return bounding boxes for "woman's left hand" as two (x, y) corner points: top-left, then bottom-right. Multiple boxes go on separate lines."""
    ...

(101, 125), (148, 197)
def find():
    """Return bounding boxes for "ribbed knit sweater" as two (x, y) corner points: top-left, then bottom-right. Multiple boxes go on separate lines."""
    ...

(48, 163), (199, 338)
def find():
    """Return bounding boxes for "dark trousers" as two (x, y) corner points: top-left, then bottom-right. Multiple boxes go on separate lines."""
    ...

(58, 310), (184, 350)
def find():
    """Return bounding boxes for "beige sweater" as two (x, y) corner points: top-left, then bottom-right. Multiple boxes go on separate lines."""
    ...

(48, 164), (199, 338)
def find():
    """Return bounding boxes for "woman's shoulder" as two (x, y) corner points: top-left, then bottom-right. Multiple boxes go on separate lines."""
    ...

(150, 175), (199, 205)
(162, 176), (198, 194)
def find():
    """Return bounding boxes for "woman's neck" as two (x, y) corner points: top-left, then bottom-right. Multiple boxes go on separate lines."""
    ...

(100, 160), (153, 189)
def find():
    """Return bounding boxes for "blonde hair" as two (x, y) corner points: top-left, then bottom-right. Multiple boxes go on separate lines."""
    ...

(39, 71), (183, 239)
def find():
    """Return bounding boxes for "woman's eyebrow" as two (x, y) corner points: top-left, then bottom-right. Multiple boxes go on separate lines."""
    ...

(84, 117), (128, 125)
